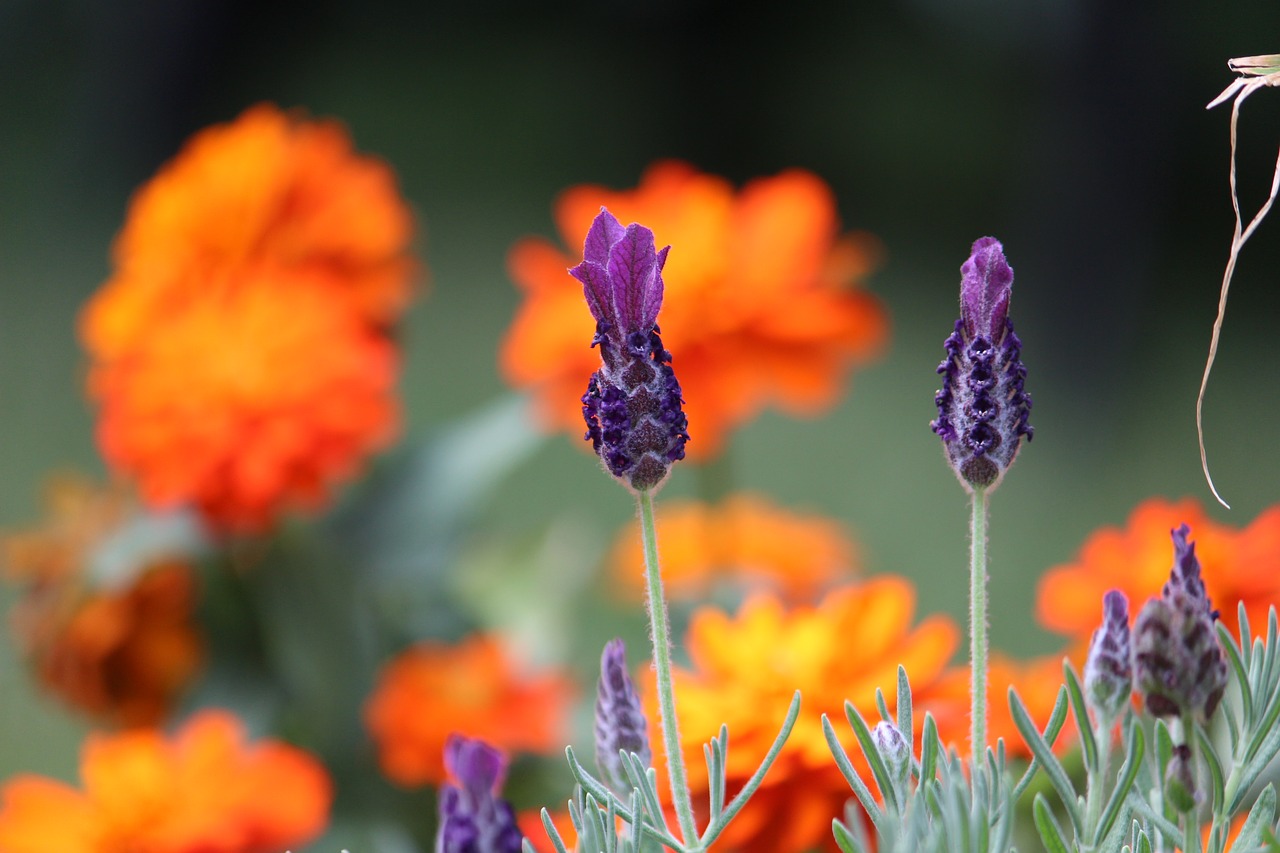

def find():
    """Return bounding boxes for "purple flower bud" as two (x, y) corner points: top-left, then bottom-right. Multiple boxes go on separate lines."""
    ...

(1084, 590), (1133, 723)
(1164, 743), (1199, 813)
(931, 237), (1033, 491)
(1132, 525), (1228, 722)
(871, 720), (911, 803)
(594, 638), (652, 795)
(436, 735), (524, 853)
(574, 208), (689, 493)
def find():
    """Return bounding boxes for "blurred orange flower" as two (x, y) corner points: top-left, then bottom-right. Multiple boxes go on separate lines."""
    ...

(502, 161), (887, 459)
(0, 710), (332, 853)
(364, 634), (575, 787)
(81, 104), (416, 532)
(608, 492), (857, 602)
(87, 276), (399, 531)
(650, 579), (959, 852)
(3, 476), (203, 727)
(83, 104), (415, 361)
(1036, 498), (1280, 643)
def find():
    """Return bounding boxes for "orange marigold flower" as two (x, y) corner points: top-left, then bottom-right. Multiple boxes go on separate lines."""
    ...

(87, 273), (400, 531)
(648, 579), (959, 853)
(364, 634), (575, 787)
(608, 492), (857, 602)
(80, 104), (416, 532)
(3, 475), (203, 727)
(0, 709), (332, 853)
(501, 161), (887, 459)
(1036, 498), (1280, 642)
(82, 103), (415, 362)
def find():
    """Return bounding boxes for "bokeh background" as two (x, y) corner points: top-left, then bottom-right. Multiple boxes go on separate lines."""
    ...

(3, 0), (1280, 839)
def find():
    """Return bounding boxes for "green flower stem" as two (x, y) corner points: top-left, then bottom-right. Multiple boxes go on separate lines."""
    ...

(1082, 719), (1113, 851)
(637, 488), (699, 848)
(969, 485), (990, 757)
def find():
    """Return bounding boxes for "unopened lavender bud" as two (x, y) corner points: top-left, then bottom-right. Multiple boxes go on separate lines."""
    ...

(1133, 526), (1228, 722)
(931, 237), (1033, 492)
(436, 735), (524, 853)
(1084, 590), (1133, 724)
(872, 720), (911, 804)
(594, 638), (652, 795)
(574, 208), (689, 493)
(1164, 743), (1199, 814)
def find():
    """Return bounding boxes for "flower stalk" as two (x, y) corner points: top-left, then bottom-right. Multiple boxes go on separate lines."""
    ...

(637, 488), (699, 846)
(969, 484), (989, 756)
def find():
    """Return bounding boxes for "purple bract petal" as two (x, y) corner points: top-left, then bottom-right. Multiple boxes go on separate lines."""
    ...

(960, 236), (1013, 340)
(570, 259), (611, 325)
(607, 223), (661, 332)
(443, 734), (507, 797)
(583, 207), (626, 268)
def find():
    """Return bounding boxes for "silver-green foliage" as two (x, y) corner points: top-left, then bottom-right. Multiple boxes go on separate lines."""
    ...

(525, 691), (801, 853)
(825, 665), (1060, 853)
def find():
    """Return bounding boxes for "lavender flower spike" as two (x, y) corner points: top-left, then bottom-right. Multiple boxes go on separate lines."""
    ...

(436, 735), (524, 853)
(931, 237), (1033, 491)
(575, 208), (689, 493)
(1083, 590), (1132, 724)
(594, 638), (652, 796)
(1132, 525), (1228, 722)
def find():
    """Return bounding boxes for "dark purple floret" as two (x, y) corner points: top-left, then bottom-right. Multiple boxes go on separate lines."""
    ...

(436, 736), (525, 853)
(1132, 525), (1228, 722)
(574, 208), (688, 493)
(1083, 590), (1133, 723)
(594, 638), (652, 795)
(931, 237), (1032, 492)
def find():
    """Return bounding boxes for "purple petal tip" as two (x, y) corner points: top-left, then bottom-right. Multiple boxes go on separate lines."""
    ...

(960, 236), (1013, 339)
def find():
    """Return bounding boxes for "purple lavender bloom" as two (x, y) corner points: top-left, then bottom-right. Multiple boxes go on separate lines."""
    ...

(1132, 525), (1228, 722)
(931, 237), (1033, 491)
(436, 735), (524, 853)
(1083, 590), (1133, 723)
(594, 638), (652, 795)
(574, 208), (688, 493)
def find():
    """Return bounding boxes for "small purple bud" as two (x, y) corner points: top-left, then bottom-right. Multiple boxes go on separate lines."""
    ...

(1132, 526), (1228, 722)
(436, 735), (525, 853)
(594, 638), (652, 796)
(575, 208), (688, 493)
(1164, 743), (1199, 813)
(931, 237), (1033, 492)
(1084, 590), (1133, 724)
(871, 720), (911, 803)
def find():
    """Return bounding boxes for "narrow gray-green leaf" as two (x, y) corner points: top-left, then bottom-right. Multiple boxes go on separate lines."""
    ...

(1197, 723), (1227, 815)
(898, 665), (913, 761)
(1227, 783), (1276, 853)
(703, 691), (800, 848)
(1065, 661), (1099, 774)
(832, 819), (866, 853)
(1010, 687), (1083, 836)
(1094, 722), (1144, 847)
(1014, 686), (1070, 801)
(1034, 794), (1073, 853)
(541, 807), (572, 853)
(822, 712), (886, 833)
(845, 698), (900, 813)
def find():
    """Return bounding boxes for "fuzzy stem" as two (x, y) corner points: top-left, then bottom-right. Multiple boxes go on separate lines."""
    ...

(1082, 717), (1113, 852)
(969, 485), (990, 757)
(637, 489), (699, 847)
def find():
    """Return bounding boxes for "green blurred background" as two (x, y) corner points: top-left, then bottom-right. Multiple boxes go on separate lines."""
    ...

(3, 0), (1280, 823)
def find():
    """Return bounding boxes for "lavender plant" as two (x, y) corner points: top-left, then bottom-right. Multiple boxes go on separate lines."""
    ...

(528, 208), (799, 853)
(824, 664), (1064, 853)
(1010, 526), (1280, 853)
(931, 236), (1033, 754)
